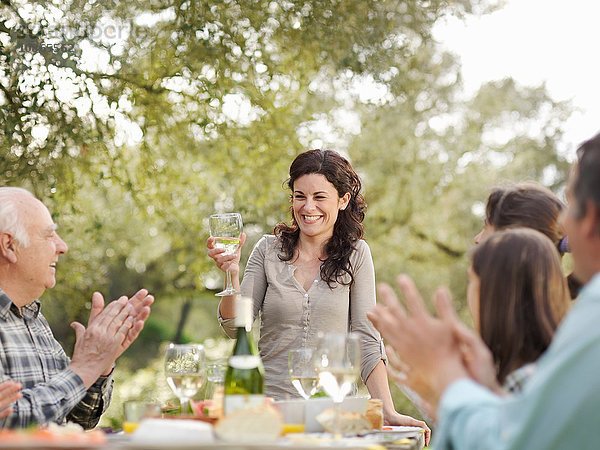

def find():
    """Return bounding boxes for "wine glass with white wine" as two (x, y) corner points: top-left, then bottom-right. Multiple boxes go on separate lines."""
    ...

(313, 332), (361, 436)
(209, 212), (243, 296)
(165, 343), (205, 415)
(289, 348), (319, 400)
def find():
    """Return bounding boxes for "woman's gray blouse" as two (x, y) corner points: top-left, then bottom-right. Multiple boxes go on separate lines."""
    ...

(219, 235), (386, 400)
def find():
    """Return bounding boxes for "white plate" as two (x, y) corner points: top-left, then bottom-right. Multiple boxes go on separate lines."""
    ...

(365, 425), (424, 434)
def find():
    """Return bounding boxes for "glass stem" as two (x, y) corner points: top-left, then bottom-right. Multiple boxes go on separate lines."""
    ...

(206, 382), (214, 401)
(180, 397), (190, 415)
(225, 270), (233, 292)
(333, 400), (342, 439)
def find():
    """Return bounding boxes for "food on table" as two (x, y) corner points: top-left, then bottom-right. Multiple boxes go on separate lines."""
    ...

(316, 408), (372, 435)
(281, 423), (306, 434)
(160, 401), (180, 416)
(192, 398), (223, 420)
(122, 421), (140, 434)
(365, 398), (384, 430)
(0, 423), (106, 444)
(214, 402), (282, 442)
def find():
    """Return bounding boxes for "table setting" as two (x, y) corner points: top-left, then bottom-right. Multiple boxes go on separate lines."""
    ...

(0, 314), (424, 450)
(116, 331), (424, 450)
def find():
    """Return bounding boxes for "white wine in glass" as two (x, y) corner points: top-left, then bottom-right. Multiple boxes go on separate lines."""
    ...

(165, 343), (205, 415)
(209, 212), (243, 297)
(313, 332), (361, 436)
(289, 348), (319, 400)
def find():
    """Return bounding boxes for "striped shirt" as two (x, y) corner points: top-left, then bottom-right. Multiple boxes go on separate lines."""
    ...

(0, 289), (113, 429)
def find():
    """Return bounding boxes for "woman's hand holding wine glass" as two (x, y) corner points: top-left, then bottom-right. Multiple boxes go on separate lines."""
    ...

(208, 213), (244, 297)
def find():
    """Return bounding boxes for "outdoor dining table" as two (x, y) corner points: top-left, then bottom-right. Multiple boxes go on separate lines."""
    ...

(107, 433), (424, 450)
(102, 422), (425, 450)
(0, 402), (424, 450)
(0, 427), (424, 450)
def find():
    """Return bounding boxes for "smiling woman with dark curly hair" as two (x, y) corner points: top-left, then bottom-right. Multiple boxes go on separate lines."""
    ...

(208, 149), (430, 439)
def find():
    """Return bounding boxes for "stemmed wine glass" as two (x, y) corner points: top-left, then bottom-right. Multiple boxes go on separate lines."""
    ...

(289, 348), (319, 400)
(209, 212), (243, 296)
(164, 343), (205, 415)
(313, 332), (361, 436)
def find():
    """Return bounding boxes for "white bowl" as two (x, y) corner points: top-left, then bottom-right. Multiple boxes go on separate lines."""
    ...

(273, 399), (305, 425)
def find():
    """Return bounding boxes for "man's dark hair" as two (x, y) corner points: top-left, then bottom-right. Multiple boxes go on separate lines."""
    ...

(574, 134), (600, 232)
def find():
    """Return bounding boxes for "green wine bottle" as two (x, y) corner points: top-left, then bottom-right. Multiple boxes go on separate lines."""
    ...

(223, 296), (265, 415)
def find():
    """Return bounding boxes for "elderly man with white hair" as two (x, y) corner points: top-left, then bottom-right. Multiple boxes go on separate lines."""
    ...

(0, 187), (153, 429)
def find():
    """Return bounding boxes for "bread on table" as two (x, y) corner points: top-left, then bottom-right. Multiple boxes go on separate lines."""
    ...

(214, 403), (283, 442)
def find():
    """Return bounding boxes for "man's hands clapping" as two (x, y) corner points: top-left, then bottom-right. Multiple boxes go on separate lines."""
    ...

(69, 289), (154, 387)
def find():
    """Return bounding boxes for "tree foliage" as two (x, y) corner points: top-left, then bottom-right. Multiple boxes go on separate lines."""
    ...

(1, 0), (573, 421)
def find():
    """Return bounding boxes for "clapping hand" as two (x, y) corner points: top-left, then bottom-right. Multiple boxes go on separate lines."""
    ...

(367, 275), (470, 411)
(87, 289), (154, 374)
(70, 290), (153, 387)
(0, 380), (22, 419)
(385, 345), (437, 421)
(452, 320), (504, 394)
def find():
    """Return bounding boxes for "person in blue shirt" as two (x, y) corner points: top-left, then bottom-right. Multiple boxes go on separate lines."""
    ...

(368, 132), (600, 449)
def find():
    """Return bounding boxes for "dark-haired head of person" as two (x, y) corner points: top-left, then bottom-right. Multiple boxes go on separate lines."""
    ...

(474, 182), (582, 298)
(475, 182), (564, 246)
(469, 228), (571, 387)
(564, 133), (600, 285)
(274, 149), (366, 287)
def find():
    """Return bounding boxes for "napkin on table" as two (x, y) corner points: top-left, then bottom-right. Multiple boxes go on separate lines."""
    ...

(131, 418), (214, 445)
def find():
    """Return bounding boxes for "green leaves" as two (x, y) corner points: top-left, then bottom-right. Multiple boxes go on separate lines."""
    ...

(1, 1), (569, 391)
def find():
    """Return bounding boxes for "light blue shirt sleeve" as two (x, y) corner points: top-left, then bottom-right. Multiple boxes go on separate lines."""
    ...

(432, 273), (600, 450)
(434, 379), (504, 450)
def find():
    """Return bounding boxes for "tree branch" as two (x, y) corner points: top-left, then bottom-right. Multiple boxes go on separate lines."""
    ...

(409, 225), (463, 259)
(72, 65), (168, 95)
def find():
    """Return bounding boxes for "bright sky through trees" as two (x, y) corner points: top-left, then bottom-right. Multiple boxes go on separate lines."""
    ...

(433, 0), (600, 156)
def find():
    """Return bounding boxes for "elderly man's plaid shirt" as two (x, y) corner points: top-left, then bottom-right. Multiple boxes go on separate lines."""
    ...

(0, 289), (113, 429)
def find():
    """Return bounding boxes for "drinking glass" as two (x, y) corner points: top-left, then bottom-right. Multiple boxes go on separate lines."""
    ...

(313, 332), (361, 436)
(205, 360), (227, 401)
(289, 348), (319, 400)
(122, 401), (161, 433)
(209, 212), (243, 296)
(164, 343), (205, 415)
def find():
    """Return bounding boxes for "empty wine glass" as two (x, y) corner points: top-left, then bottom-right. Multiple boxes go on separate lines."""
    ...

(313, 332), (361, 436)
(209, 212), (243, 296)
(164, 343), (205, 415)
(289, 348), (319, 400)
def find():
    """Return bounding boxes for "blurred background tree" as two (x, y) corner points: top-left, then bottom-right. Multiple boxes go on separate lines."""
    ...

(1, 0), (572, 425)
